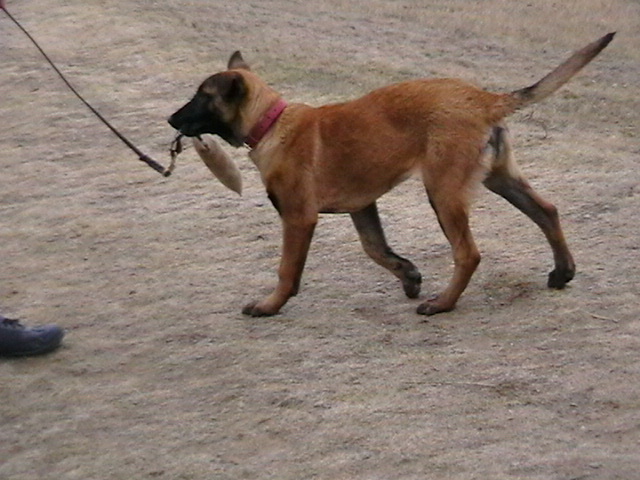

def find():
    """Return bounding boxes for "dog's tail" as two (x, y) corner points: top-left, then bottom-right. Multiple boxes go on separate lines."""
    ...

(491, 32), (615, 119)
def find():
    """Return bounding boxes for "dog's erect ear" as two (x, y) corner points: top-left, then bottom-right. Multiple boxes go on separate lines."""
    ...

(228, 51), (251, 71)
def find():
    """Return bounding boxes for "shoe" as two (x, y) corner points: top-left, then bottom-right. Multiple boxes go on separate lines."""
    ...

(0, 315), (65, 357)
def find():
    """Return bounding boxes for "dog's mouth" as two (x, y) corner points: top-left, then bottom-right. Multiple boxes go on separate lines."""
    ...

(168, 112), (242, 147)
(167, 113), (209, 138)
(175, 122), (210, 138)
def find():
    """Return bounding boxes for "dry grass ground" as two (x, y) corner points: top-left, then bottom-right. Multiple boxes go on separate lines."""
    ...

(1, 1), (639, 479)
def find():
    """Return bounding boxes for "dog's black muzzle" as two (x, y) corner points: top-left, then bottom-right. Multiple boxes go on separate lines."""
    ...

(169, 86), (245, 146)
(168, 98), (211, 138)
(168, 95), (240, 146)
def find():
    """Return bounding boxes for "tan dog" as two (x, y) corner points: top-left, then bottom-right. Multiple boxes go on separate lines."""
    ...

(169, 33), (614, 317)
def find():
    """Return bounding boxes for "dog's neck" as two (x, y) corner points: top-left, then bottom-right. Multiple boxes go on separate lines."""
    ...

(245, 98), (288, 149)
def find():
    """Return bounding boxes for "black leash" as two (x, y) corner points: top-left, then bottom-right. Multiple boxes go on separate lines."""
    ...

(1, 5), (173, 177)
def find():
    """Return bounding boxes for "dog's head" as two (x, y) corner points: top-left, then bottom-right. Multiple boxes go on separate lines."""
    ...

(168, 52), (256, 147)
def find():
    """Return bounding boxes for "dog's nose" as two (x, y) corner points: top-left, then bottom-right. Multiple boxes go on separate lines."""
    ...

(168, 112), (182, 130)
(168, 101), (192, 130)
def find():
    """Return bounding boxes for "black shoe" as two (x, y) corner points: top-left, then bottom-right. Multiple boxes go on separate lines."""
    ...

(0, 316), (64, 357)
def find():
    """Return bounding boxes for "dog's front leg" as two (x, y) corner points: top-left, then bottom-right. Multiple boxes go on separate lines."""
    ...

(243, 217), (317, 317)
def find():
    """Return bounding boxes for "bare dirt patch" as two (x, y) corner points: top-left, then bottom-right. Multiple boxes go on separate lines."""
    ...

(1, 1), (639, 479)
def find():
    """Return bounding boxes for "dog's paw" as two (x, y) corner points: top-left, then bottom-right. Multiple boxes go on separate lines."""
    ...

(416, 295), (455, 316)
(242, 301), (278, 317)
(402, 269), (422, 299)
(547, 267), (575, 289)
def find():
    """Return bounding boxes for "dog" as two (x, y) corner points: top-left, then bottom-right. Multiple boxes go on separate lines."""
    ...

(168, 33), (614, 317)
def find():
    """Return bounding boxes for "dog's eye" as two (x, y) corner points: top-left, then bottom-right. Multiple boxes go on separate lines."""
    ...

(192, 92), (215, 110)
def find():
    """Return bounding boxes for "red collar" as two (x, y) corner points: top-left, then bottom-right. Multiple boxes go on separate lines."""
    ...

(245, 98), (288, 149)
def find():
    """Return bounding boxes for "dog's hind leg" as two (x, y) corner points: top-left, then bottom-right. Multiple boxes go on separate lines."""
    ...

(350, 202), (422, 298)
(417, 136), (488, 316)
(482, 126), (575, 288)
(417, 190), (481, 316)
